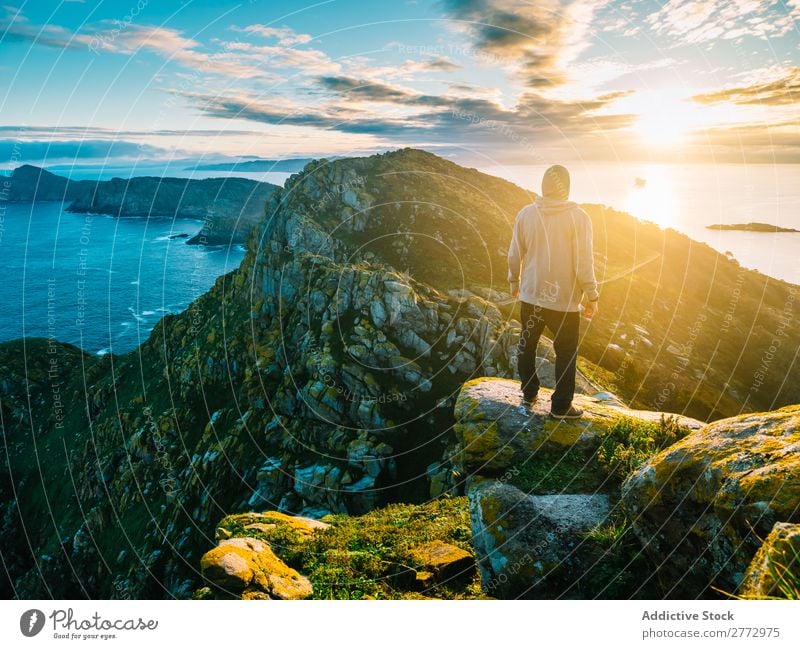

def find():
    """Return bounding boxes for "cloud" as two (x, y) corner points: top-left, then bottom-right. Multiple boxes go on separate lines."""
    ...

(90, 25), (272, 79)
(646, 0), (799, 44)
(692, 68), (800, 106)
(176, 89), (416, 136)
(314, 74), (633, 126)
(0, 6), (94, 49)
(231, 24), (313, 46)
(687, 119), (800, 162)
(0, 139), (170, 162)
(217, 39), (340, 75)
(0, 9), (270, 79)
(0, 125), (261, 139)
(441, 0), (608, 88)
(420, 55), (461, 72)
(177, 73), (636, 158)
(315, 75), (450, 106)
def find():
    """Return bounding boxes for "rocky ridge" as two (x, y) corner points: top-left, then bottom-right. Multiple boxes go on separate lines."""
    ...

(1, 149), (798, 599)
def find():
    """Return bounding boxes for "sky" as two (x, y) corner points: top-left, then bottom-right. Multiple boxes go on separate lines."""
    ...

(0, 0), (798, 168)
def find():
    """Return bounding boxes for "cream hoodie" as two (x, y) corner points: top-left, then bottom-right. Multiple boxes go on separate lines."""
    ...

(507, 197), (599, 312)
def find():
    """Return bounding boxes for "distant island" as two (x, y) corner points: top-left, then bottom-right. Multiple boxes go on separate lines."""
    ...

(707, 222), (799, 233)
(188, 157), (326, 173)
(2, 165), (280, 245)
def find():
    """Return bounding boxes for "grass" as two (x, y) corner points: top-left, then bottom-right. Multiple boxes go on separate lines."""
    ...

(582, 518), (630, 547)
(510, 415), (693, 496)
(731, 542), (800, 600)
(511, 446), (608, 494)
(576, 519), (661, 599)
(213, 497), (484, 600)
(596, 415), (692, 482)
(768, 547), (800, 600)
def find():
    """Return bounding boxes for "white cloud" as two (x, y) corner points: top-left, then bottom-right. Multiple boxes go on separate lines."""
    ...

(646, 0), (799, 44)
(231, 24), (313, 46)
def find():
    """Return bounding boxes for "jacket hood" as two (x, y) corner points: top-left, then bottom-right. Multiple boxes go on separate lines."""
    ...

(535, 196), (577, 215)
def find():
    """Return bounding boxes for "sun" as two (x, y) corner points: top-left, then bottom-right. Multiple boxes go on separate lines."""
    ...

(620, 89), (704, 149)
(633, 113), (688, 147)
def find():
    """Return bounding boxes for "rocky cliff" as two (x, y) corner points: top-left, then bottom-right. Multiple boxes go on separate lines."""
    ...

(67, 175), (279, 245)
(1, 149), (798, 599)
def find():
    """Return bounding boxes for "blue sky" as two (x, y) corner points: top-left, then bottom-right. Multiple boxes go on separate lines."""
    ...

(1, 0), (798, 166)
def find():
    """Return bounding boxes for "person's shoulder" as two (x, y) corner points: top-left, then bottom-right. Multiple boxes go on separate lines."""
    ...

(516, 202), (539, 219)
(569, 203), (591, 221)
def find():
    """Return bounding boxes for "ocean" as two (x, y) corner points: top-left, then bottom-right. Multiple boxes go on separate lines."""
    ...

(0, 201), (243, 355)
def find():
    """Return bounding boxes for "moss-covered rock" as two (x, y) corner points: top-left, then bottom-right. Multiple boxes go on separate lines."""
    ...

(200, 536), (313, 599)
(739, 523), (800, 599)
(201, 498), (483, 600)
(453, 377), (701, 477)
(622, 405), (800, 597)
(468, 479), (612, 598)
(407, 540), (475, 584)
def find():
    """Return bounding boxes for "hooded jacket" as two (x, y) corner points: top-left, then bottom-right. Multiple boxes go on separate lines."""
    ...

(507, 197), (599, 312)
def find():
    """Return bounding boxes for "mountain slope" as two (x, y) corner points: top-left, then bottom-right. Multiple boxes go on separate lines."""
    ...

(1, 148), (797, 599)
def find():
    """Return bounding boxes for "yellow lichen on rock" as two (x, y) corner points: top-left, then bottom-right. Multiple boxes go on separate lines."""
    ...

(407, 540), (475, 582)
(622, 404), (800, 596)
(739, 522), (800, 599)
(200, 541), (255, 590)
(200, 536), (313, 599)
(453, 377), (700, 475)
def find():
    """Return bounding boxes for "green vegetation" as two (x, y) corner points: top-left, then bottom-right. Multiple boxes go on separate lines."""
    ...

(209, 498), (482, 600)
(582, 517), (630, 547)
(575, 517), (661, 599)
(511, 446), (608, 494)
(768, 548), (800, 600)
(596, 415), (692, 482)
(508, 415), (693, 496)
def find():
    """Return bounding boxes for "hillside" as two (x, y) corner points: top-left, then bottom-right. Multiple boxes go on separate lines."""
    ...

(1, 149), (798, 599)
(1, 164), (94, 201)
(2, 165), (279, 245)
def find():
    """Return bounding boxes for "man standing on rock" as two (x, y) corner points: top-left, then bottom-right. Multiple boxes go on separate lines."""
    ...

(508, 164), (599, 419)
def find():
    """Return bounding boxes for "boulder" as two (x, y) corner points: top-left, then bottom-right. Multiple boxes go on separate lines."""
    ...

(200, 536), (313, 599)
(468, 479), (610, 598)
(454, 377), (702, 474)
(622, 405), (800, 597)
(739, 523), (800, 599)
(407, 540), (475, 583)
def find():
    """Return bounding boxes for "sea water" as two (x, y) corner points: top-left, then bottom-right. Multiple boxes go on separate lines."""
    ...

(0, 201), (244, 355)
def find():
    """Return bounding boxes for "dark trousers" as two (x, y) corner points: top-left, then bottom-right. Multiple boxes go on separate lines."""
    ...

(518, 301), (580, 411)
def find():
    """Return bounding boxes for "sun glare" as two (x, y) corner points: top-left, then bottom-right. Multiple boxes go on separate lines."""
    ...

(634, 113), (687, 147)
(620, 89), (705, 149)
(624, 165), (678, 228)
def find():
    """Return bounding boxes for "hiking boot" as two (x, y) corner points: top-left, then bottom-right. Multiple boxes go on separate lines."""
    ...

(521, 393), (538, 408)
(550, 404), (583, 420)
